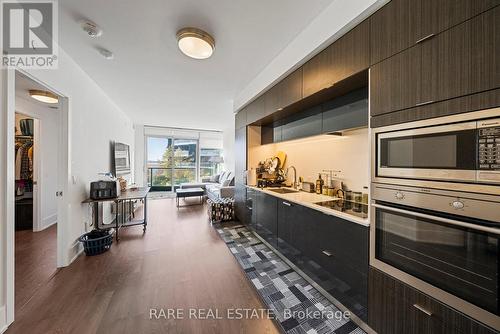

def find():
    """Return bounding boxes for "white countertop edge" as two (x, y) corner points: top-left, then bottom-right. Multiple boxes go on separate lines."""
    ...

(246, 186), (370, 227)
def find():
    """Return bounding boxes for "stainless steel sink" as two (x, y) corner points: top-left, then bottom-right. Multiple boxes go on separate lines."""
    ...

(267, 188), (298, 194)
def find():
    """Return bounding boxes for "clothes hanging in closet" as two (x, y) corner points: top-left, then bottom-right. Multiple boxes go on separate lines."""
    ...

(15, 140), (33, 181)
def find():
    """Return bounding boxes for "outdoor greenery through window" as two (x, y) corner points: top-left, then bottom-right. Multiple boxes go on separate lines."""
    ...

(146, 136), (223, 190)
(200, 148), (223, 178)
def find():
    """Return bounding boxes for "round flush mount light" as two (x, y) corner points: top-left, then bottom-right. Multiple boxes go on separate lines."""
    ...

(29, 90), (59, 104)
(176, 27), (215, 59)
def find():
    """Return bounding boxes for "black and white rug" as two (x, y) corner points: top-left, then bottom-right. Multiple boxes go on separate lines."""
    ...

(215, 224), (366, 334)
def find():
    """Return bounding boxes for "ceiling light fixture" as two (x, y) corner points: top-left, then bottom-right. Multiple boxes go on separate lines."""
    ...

(176, 27), (215, 59)
(29, 90), (59, 104)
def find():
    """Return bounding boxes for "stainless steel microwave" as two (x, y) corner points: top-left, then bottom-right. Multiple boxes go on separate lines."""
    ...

(373, 108), (500, 187)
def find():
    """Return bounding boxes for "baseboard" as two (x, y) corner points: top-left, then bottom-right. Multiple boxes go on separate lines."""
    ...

(36, 213), (57, 231)
(0, 305), (8, 334)
(62, 240), (83, 267)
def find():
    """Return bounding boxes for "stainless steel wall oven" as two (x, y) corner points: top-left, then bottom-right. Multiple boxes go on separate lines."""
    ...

(370, 181), (500, 330)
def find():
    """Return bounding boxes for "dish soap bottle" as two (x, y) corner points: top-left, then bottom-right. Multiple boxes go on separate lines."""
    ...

(315, 174), (324, 194)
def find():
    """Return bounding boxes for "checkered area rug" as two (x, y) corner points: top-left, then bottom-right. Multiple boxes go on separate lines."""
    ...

(215, 224), (366, 334)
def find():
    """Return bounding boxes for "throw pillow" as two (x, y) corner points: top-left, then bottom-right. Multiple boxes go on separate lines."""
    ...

(210, 174), (220, 183)
(222, 179), (231, 187)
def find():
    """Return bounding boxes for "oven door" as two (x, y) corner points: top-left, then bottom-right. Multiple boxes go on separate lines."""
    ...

(372, 202), (499, 317)
(377, 121), (477, 182)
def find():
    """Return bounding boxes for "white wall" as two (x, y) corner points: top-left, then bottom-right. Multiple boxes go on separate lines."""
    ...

(248, 128), (370, 192)
(1, 48), (135, 329)
(15, 100), (59, 231)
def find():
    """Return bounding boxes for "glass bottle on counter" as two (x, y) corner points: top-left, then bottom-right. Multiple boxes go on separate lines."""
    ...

(315, 174), (324, 194)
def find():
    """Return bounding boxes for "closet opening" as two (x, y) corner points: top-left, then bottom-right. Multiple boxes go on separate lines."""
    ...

(14, 72), (61, 314)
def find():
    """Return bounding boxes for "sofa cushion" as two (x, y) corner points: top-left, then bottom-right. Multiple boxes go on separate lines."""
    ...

(209, 174), (220, 183)
(219, 171), (228, 185)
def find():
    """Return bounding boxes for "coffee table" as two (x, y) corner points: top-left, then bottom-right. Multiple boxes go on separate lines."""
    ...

(175, 187), (204, 207)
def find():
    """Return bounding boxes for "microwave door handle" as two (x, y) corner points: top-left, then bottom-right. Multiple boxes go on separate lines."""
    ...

(372, 203), (500, 235)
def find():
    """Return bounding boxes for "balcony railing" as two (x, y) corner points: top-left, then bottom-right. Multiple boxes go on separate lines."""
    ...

(147, 167), (197, 190)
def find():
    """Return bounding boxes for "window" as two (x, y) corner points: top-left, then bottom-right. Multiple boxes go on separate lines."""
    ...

(144, 127), (223, 191)
(200, 148), (223, 178)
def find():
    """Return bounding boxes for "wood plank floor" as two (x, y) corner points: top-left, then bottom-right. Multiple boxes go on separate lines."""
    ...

(7, 198), (280, 334)
(15, 224), (58, 313)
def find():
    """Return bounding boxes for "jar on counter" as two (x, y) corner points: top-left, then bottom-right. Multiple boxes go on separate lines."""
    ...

(353, 191), (362, 203)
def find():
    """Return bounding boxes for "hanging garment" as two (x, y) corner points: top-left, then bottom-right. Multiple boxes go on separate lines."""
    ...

(28, 146), (33, 172)
(20, 142), (32, 180)
(15, 146), (23, 180)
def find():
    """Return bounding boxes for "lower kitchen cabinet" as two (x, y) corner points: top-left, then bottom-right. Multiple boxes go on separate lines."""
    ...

(246, 188), (257, 230)
(368, 267), (499, 334)
(255, 191), (278, 247)
(275, 198), (369, 321)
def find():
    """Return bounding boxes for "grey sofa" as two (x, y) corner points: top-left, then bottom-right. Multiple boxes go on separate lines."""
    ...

(180, 171), (235, 201)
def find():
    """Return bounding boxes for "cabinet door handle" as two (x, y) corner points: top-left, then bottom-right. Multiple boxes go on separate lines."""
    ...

(415, 33), (435, 44)
(283, 201), (291, 206)
(415, 100), (434, 107)
(322, 250), (333, 257)
(413, 304), (433, 317)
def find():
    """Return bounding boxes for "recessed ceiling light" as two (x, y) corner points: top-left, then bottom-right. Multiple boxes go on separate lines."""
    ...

(29, 90), (59, 104)
(176, 27), (215, 59)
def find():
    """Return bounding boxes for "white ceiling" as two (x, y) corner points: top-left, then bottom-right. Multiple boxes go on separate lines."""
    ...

(58, 0), (335, 131)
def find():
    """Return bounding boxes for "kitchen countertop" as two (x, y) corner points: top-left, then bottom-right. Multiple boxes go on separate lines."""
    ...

(246, 186), (369, 227)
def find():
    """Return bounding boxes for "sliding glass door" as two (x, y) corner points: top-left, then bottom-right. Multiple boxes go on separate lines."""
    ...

(172, 139), (197, 187)
(146, 136), (198, 191)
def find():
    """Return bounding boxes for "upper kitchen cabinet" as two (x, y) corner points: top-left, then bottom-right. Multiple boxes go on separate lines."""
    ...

(370, 0), (420, 65)
(235, 109), (247, 130)
(370, 46), (422, 116)
(303, 19), (370, 98)
(420, 6), (500, 104)
(371, 5), (500, 117)
(272, 68), (303, 112)
(370, 0), (500, 65)
(245, 94), (266, 125)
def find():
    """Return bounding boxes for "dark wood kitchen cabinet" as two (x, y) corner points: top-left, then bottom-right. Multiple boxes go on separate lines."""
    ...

(370, 46), (422, 116)
(235, 109), (246, 130)
(245, 94), (266, 125)
(371, 5), (500, 117)
(234, 126), (247, 224)
(255, 192), (278, 247)
(370, 0), (500, 64)
(420, 6), (500, 105)
(368, 268), (498, 334)
(303, 19), (370, 97)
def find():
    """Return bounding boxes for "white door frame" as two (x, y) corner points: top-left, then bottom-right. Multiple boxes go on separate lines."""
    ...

(3, 68), (70, 328)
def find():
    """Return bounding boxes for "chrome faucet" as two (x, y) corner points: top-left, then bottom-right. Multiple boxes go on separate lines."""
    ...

(286, 166), (297, 189)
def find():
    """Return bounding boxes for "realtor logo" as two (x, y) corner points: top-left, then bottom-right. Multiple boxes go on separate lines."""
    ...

(1, 0), (58, 68)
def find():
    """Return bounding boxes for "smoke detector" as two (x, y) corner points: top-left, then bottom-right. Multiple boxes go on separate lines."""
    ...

(80, 20), (103, 38)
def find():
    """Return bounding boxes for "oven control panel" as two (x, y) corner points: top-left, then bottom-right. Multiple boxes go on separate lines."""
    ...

(478, 120), (500, 171)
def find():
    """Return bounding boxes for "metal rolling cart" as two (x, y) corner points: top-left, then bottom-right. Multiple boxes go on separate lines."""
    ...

(83, 187), (150, 241)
